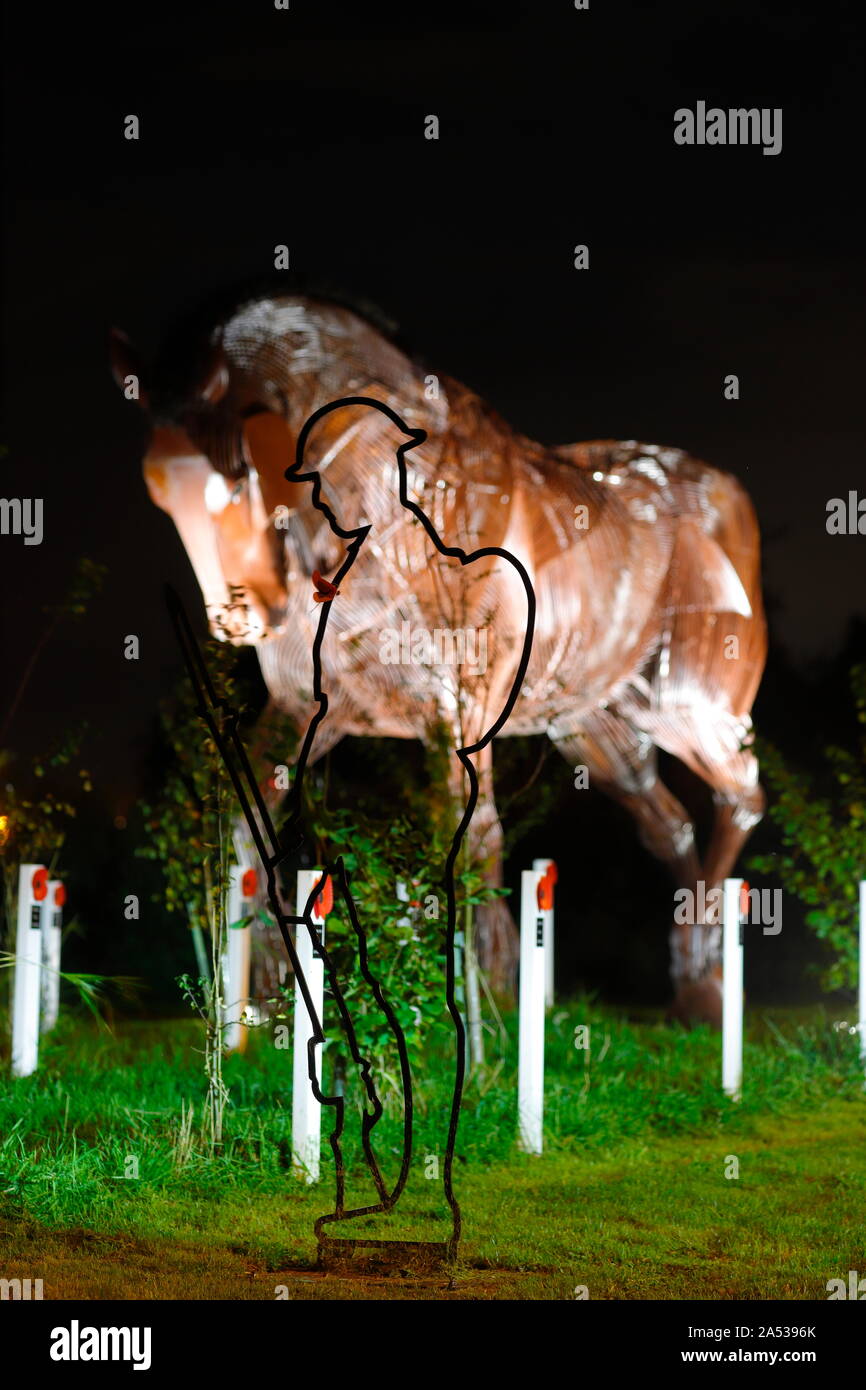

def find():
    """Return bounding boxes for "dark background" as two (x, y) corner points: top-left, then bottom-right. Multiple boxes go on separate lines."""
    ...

(1, 0), (864, 1007)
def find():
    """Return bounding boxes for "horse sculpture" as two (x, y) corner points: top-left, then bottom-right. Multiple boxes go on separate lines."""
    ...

(111, 290), (767, 1024)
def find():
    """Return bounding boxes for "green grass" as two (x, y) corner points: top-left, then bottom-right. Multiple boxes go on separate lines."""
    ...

(1, 1001), (864, 1298)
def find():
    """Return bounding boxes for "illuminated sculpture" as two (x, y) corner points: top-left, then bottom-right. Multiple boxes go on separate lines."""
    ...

(111, 293), (766, 1023)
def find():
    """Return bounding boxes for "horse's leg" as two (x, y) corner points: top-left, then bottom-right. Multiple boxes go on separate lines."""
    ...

(447, 740), (519, 994)
(551, 708), (707, 1011)
(701, 750), (766, 886)
(621, 702), (765, 1025)
(674, 731), (765, 1024)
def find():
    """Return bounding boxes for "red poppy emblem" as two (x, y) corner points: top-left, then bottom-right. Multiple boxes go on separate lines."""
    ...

(312, 874), (334, 919)
(537, 862), (558, 911)
(312, 570), (340, 603)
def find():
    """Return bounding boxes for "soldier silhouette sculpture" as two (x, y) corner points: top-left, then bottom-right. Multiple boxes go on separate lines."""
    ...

(169, 394), (535, 1270)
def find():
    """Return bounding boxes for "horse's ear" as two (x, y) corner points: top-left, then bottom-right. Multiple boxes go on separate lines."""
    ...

(109, 327), (149, 408)
(196, 339), (230, 404)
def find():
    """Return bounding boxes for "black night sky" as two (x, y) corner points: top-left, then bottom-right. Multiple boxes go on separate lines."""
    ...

(2, 1), (864, 1002)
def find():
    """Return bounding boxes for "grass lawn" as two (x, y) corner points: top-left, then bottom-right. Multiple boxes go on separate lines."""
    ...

(1, 1003), (864, 1299)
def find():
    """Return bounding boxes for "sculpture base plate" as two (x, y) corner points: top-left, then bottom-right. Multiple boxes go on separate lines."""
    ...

(317, 1235), (451, 1274)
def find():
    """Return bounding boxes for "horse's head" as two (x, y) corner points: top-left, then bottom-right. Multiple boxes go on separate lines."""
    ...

(110, 327), (298, 644)
(112, 296), (440, 641)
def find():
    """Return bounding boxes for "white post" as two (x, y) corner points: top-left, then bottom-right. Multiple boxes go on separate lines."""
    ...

(395, 879), (411, 927)
(292, 868), (327, 1183)
(12, 864), (47, 1077)
(533, 858), (556, 1007)
(858, 880), (866, 1069)
(453, 930), (466, 1016)
(40, 880), (64, 1034)
(222, 865), (254, 1053)
(396, 878), (423, 939)
(722, 877), (744, 1101)
(518, 867), (546, 1154)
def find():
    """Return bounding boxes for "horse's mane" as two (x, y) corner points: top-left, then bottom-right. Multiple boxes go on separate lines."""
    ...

(149, 275), (404, 422)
